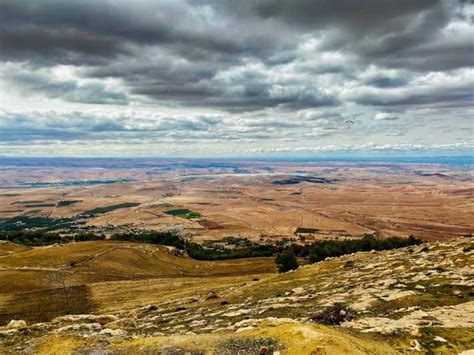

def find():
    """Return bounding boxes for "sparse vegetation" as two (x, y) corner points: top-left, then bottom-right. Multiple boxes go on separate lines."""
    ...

(56, 200), (82, 207)
(47, 270), (73, 314)
(79, 202), (140, 217)
(23, 203), (56, 208)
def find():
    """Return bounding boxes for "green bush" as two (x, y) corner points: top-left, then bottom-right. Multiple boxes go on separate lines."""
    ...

(110, 230), (186, 249)
(306, 234), (422, 263)
(275, 248), (299, 273)
(186, 242), (275, 260)
(73, 232), (105, 241)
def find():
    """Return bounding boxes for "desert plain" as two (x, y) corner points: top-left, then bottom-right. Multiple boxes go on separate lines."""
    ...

(0, 158), (473, 242)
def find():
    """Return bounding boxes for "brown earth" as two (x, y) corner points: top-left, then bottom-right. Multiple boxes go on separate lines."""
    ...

(0, 161), (472, 241)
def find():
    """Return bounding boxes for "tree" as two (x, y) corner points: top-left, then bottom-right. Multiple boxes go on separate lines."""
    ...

(48, 269), (73, 314)
(275, 248), (299, 273)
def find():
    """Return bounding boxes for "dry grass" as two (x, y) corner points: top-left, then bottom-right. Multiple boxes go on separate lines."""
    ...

(24, 321), (397, 354)
(0, 241), (30, 256)
(0, 241), (275, 323)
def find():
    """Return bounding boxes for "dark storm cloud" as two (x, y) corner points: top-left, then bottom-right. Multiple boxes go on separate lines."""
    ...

(0, 0), (473, 112)
(239, 0), (440, 30)
(1, 66), (129, 105)
(364, 76), (410, 89)
(0, 0), (283, 63)
(354, 88), (474, 108)
(349, 71), (474, 108)
(0, 28), (128, 66)
(0, 110), (223, 143)
(241, 0), (473, 72)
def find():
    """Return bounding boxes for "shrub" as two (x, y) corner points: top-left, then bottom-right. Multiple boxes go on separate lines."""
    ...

(73, 232), (105, 241)
(310, 303), (355, 325)
(463, 244), (474, 253)
(275, 248), (299, 273)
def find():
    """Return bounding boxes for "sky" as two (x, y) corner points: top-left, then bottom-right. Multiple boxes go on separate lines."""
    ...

(0, 0), (473, 157)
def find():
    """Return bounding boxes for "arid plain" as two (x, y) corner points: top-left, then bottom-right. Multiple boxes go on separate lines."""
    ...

(1, 159), (472, 242)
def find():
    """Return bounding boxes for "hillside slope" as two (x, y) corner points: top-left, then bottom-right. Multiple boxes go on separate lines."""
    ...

(1, 238), (473, 354)
(0, 241), (275, 292)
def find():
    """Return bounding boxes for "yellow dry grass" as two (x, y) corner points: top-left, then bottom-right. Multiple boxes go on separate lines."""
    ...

(0, 241), (275, 322)
(30, 321), (396, 354)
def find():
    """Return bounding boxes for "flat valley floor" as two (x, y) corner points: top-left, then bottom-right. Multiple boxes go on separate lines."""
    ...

(0, 159), (472, 242)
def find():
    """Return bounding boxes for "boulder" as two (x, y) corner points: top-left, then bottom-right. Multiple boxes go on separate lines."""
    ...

(292, 287), (306, 296)
(139, 305), (159, 313)
(6, 319), (26, 329)
(55, 322), (102, 333)
(106, 317), (137, 329)
(410, 339), (422, 352)
(99, 328), (128, 338)
(223, 309), (252, 317)
(206, 291), (219, 300)
(52, 314), (118, 325)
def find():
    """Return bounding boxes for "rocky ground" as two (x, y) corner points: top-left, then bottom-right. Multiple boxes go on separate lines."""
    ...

(1, 238), (473, 354)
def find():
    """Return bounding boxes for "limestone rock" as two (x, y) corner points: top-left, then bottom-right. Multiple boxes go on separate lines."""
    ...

(106, 317), (137, 329)
(6, 319), (26, 329)
(52, 314), (118, 325)
(292, 287), (306, 296)
(99, 328), (129, 338)
(55, 322), (102, 333)
(223, 309), (252, 317)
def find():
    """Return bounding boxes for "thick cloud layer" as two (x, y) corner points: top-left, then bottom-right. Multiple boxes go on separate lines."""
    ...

(0, 0), (472, 156)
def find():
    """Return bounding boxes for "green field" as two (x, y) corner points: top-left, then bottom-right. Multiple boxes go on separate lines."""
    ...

(165, 208), (202, 219)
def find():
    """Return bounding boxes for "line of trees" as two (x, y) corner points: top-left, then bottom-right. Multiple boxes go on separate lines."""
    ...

(110, 230), (186, 249)
(275, 234), (422, 273)
(1, 229), (422, 269)
(0, 230), (104, 246)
